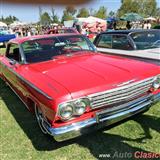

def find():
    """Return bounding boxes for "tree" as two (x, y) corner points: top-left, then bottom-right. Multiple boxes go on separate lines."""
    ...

(138, 0), (157, 17)
(108, 11), (115, 17)
(95, 6), (107, 19)
(0, 15), (19, 25)
(0, 16), (4, 21)
(51, 8), (59, 23)
(77, 8), (89, 17)
(117, 0), (139, 17)
(89, 8), (96, 16)
(117, 0), (157, 17)
(155, 8), (160, 17)
(12, 16), (18, 21)
(61, 6), (77, 22)
(40, 12), (51, 25)
(66, 6), (77, 16)
(61, 10), (73, 22)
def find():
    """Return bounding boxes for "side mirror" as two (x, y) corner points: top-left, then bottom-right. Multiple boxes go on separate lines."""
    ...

(9, 59), (16, 65)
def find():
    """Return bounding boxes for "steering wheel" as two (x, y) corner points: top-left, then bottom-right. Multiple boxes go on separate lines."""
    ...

(69, 45), (83, 51)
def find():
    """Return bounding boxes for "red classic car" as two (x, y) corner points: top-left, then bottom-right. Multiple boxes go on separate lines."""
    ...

(0, 34), (160, 142)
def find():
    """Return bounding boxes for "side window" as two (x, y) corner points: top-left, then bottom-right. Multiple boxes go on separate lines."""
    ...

(112, 35), (133, 50)
(6, 44), (21, 62)
(131, 32), (160, 50)
(97, 34), (112, 48)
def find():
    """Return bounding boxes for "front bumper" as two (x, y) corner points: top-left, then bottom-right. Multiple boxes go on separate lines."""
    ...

(44, 93), (160, 142)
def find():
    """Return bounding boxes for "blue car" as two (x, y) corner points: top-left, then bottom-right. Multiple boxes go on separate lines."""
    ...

(0, 29), (16, 47)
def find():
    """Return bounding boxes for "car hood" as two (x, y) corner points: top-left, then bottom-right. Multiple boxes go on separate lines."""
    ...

(28, 53), (159, 98)
(145, 48), (160, 54)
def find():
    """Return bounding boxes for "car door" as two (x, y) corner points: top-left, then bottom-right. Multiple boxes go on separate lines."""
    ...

(1, 43), (27, 99)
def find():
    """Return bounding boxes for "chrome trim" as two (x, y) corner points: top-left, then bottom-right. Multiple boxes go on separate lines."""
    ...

(117, 79), (136, 87)
(89, 77), (154, 97)
(88, 77), (155, 108)
(34, 104), (48, 134)
(5, 81), (30, 110)
(42, 93), (160, 141)
(96, 97), (152, 123)
(153, 93), (160, 102)
(1, 61), (53, 100)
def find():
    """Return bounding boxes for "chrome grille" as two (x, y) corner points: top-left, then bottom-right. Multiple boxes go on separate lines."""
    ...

(88, 77), (155, 109)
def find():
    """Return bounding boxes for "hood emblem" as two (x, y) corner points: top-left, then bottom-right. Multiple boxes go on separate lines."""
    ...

(117, 79), (136, 87)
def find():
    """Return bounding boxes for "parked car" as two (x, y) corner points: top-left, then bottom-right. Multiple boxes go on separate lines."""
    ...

(47, 27), (79, 34)
(94, 30), (160, 65)
(0, 34), (160, 142)
(0, 30), (16, 46)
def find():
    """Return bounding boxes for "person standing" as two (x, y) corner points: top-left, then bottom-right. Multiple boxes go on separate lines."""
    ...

(147, 20), (151, 29)
(143, 21), (151, 29)
(143, 21), (147, 29)
(126, 21), (131, 30)
(113, 22), (117, 30)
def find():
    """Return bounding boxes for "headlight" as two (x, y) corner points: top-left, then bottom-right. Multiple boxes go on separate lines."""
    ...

(153, 75), (160, 90)
(58, 98), (90, 120)
(59, 103), (73, 120)
(74, 99), (87, 115)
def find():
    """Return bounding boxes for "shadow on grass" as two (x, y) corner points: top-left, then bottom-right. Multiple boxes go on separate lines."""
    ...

(1, 79), (159, 159)
(130, 114), (160, 142)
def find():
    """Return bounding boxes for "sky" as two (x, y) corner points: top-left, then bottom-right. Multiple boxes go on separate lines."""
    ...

(0, 0), (160, 23)
(0, 0), (121, 22)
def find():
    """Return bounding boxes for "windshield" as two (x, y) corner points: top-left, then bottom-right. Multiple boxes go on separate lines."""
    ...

(130, 31), (160, 50)
(21, 35), (96, 63)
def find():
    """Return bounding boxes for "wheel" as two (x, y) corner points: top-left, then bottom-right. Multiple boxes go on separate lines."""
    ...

(34, 104), (48, 134)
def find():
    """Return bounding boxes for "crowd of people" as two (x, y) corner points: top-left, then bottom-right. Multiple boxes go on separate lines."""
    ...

(6, 23), (99, 38)
(1, 18), (159, 39)
(107, 19), (160, 30)
(9, 25), (65, 37)
(126, 20), (152, 29)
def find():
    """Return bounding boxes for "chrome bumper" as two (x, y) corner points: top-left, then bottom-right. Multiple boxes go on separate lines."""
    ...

(44, 93), (160, 142)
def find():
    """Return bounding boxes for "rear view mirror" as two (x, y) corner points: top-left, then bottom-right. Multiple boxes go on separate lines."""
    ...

(54, 42), (66, 47)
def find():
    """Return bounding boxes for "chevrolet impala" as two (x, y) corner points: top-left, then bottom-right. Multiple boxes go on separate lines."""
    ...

(0, 34), (160, 141)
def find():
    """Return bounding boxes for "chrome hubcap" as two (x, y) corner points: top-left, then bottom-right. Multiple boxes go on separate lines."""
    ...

(35, 105), (48, 134)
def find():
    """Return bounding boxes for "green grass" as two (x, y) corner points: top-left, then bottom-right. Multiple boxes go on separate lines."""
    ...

(0, 47), (6, 55)
(0, 78), (160, 160)
(0, 46), (160, 159)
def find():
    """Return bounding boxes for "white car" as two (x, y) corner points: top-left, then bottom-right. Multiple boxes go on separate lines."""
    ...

(94, 30), (160, 65)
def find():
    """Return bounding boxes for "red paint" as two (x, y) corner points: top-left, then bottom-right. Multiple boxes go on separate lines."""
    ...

(0, 35), (160, 128)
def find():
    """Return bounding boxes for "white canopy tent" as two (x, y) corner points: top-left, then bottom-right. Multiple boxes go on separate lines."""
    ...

(87, 16), (106, 23)
(10, 21), (27, 28)
(51, 23), (58, 26)
(0, 21), (7, 27)
(76, 16), (106, 24)
(144, 17), (156, 21)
